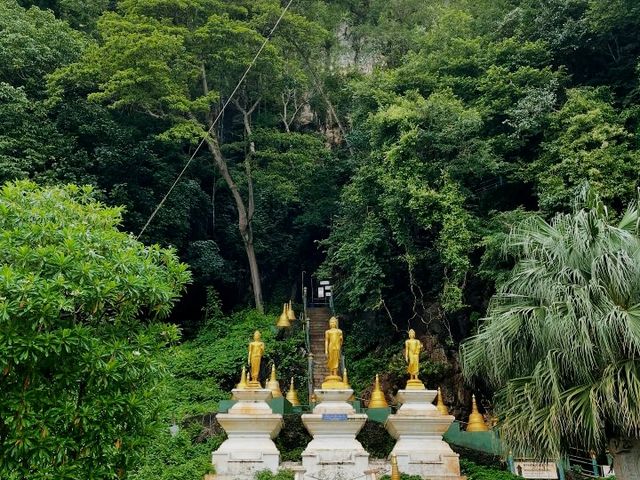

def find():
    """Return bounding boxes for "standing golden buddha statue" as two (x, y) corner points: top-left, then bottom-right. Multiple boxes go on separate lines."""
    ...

(322, 317), (346, 389)
(404, 329), (425, 389)
(248, 330), (265, 388)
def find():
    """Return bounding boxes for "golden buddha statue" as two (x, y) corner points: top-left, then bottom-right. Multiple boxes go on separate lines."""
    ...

(466, 394), (489, 432)
(322, 317), (345, 389)
(404, 329), (425, 389)
(248, 330), (265, 387)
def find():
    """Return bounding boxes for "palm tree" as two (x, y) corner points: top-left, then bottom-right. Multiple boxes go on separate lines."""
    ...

(461, 188), (640, 480)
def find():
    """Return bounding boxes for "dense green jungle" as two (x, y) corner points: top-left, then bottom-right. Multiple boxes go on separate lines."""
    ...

(2, 0), (640, 478)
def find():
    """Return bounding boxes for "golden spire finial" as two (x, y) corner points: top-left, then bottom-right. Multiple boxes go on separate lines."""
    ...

(369, 374), (389, 409)
(390, 453), (401, 480)
(236, 366), (249, 389)
(266, 364), (282, 398)
(343, 367), (355, 400)
(276, 303), (291, 328)
(466, 394), (489, 432)
(286, 377), (301, 406)
(436, 387), (449, 415)
(287, 300), (296, 321)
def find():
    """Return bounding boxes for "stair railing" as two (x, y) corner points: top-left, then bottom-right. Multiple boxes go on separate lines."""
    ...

(302, 286), (314, 401)
(302, 287), (310, 352)
(329, 290), (335, 316)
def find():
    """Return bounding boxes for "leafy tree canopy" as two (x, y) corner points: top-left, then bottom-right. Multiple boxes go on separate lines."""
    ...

(0, 1), (86, 96)
(532, 87), (640, 212)
(0, 180), (190, 479)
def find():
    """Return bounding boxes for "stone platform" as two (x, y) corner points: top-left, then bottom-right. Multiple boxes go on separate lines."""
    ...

(385, 389), (463, 479)
(212, 388), (283, 480)
(300, 389), (372, 480)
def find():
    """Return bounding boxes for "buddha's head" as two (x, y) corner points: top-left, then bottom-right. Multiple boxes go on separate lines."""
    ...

(408, 329), (416, 339)
(253, 330), (261, 341)
(329, 317), (338, 329)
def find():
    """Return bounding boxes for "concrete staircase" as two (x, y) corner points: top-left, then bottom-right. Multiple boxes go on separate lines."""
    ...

(307, 306), (331, 389)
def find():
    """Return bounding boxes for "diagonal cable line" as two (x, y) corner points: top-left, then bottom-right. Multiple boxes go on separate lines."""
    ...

(137, 0), (296, 239)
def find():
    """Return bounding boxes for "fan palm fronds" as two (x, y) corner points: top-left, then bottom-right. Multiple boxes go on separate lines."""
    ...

(461, 187), (640, 469)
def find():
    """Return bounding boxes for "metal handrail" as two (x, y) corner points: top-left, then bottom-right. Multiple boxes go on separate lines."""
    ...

(302, 286), (314, 401)
(302, 287), (310, 351)
(329, 292), (335, 315)
(301, 274), (337, 395)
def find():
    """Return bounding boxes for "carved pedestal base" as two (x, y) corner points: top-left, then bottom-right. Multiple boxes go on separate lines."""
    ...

(300, 389), (371, 480)
(212, 389), (283, 480)
(385, 390), (463, 479)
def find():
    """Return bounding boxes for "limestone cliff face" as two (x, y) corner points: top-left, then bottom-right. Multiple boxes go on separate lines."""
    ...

(334, 22), (380, 73)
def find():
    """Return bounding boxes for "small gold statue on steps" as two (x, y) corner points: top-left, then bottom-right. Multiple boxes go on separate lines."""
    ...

(248, 330), (265, 388)
(404, 329), (425, 389)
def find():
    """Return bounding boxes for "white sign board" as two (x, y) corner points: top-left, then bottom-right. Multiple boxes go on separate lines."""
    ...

(513, 461), (558, 479)
(602, 465), (615, 477)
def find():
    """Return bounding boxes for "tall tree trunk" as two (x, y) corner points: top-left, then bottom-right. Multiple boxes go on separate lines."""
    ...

(244, 239), (263, 312)
(230, 96), (264, 312)
(205, 137), (264, 313)
(609, 438), (640, 480)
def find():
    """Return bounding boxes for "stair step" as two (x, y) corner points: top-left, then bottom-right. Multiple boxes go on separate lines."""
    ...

(305, 307), (338, 389)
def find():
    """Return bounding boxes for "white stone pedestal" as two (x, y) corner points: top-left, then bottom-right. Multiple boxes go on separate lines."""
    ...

(385, 389), (462, 479)
(212, 389), (283, 480)
(301, 389), (370, 480)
